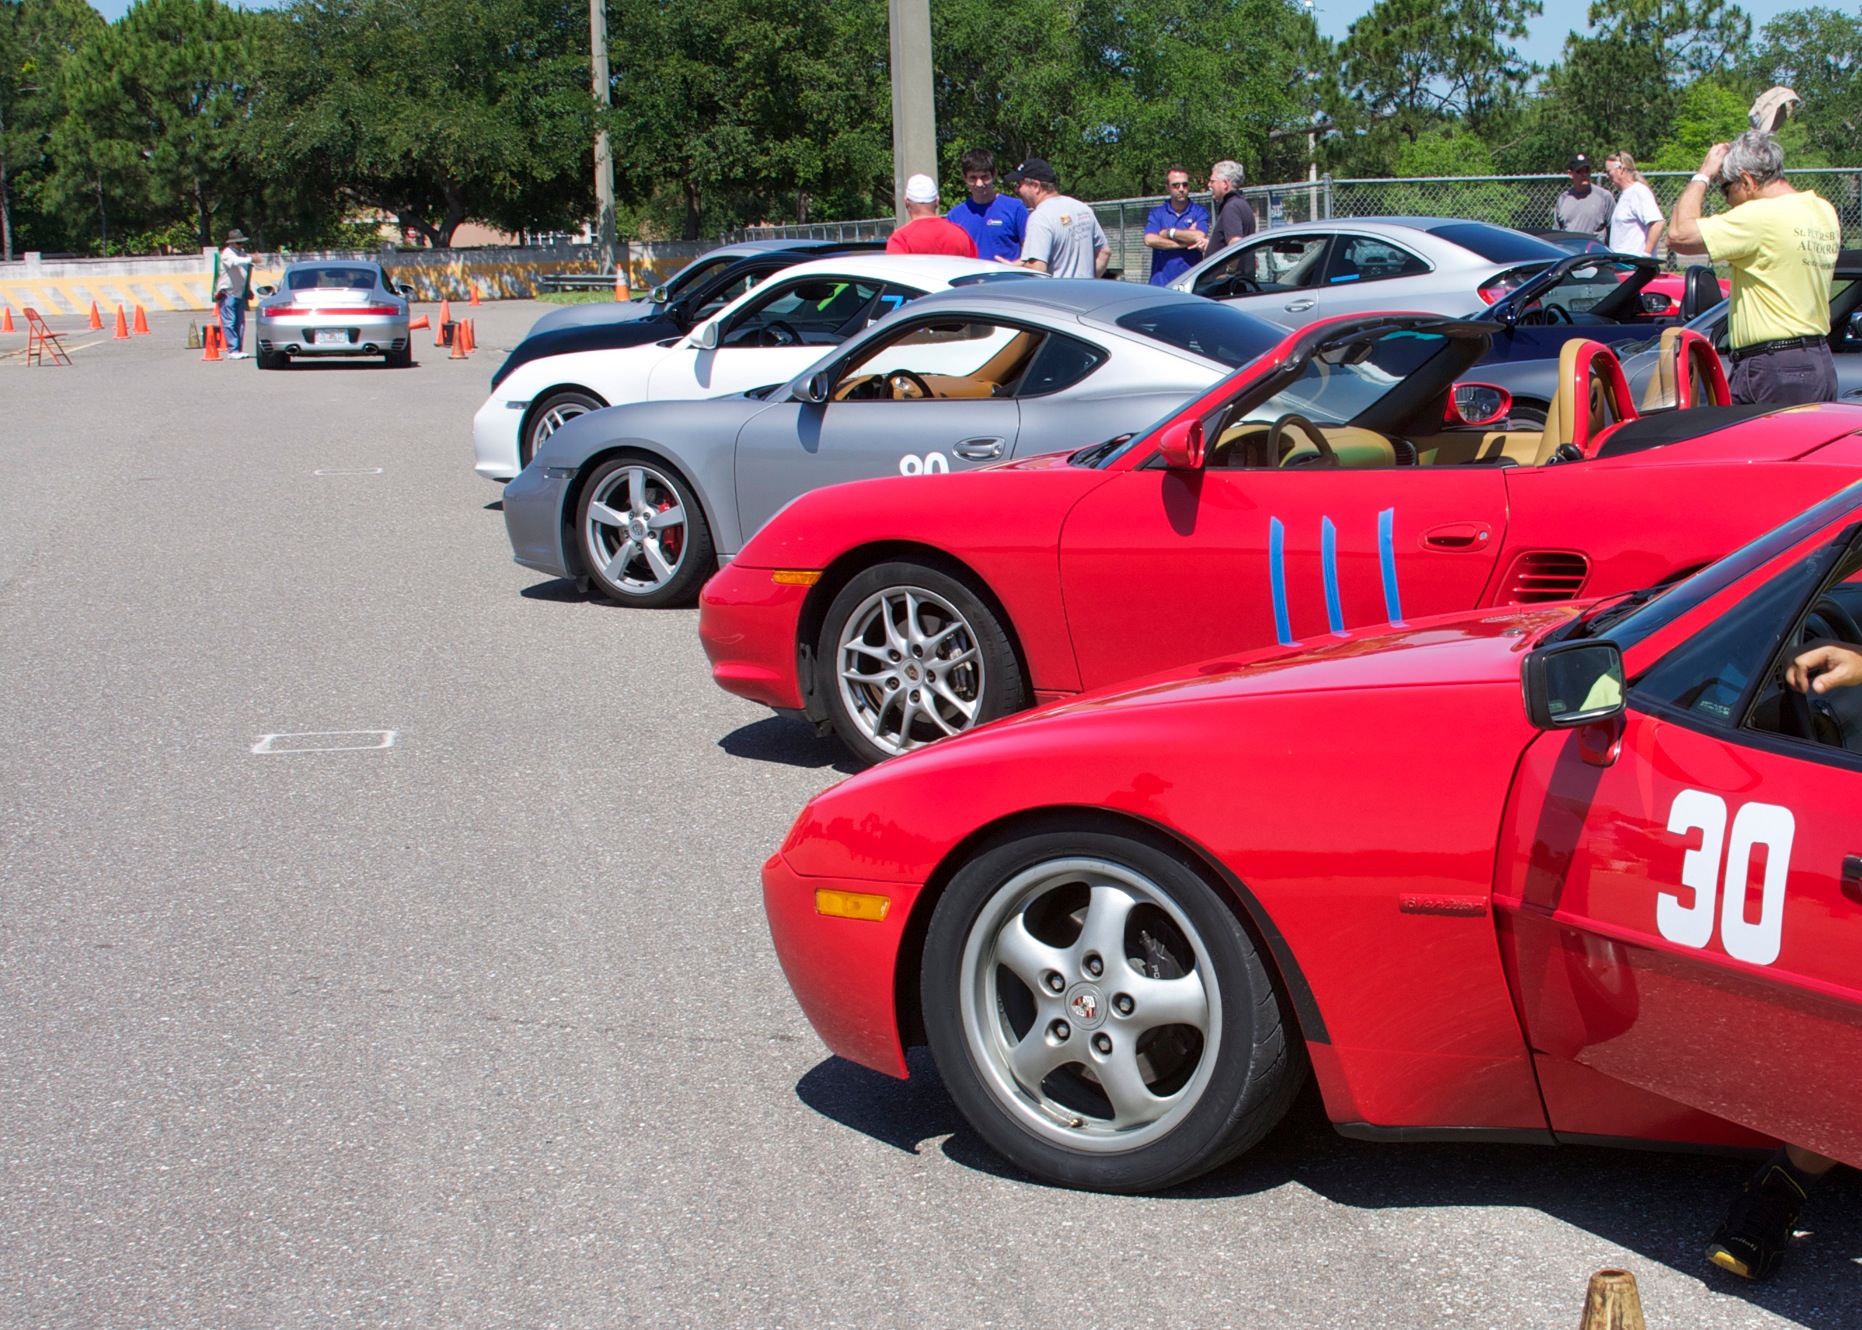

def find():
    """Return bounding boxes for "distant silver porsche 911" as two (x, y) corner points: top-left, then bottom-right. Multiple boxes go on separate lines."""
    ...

(501, 281), (1285, 607)
(253, 261), (415, 369)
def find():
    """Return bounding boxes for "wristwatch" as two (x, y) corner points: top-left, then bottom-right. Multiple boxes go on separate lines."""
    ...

(1690, 173), (1713, 186)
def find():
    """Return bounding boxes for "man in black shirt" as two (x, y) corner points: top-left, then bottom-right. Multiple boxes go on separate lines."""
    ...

(1202, 160), (1256, 258)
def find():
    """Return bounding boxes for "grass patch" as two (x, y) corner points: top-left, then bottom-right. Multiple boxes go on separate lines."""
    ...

(534, 290), (625, 305)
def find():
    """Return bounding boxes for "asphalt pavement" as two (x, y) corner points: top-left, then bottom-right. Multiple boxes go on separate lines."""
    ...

(1, 302), (1854, 1329)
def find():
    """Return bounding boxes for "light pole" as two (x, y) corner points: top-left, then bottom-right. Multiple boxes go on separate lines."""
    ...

(888, 0), (937, 224)
(590, 0), (617, 273)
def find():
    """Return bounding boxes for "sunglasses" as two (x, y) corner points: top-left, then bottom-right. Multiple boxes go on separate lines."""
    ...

(1167, 180), (1190, 189)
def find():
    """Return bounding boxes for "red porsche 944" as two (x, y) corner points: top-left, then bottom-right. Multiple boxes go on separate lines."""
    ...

(763, 484), (1862, 1191)
(700, 314), (1862, 766)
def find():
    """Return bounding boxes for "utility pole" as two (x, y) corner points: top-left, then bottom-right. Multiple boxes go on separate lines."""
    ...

(590, 0), (617, 273)
(888, 0), (937, 225)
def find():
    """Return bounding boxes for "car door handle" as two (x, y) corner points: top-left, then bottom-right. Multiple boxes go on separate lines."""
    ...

(1843, 855), (1862, 905)
(1283, 299), (1316, 313)
(1421, 522), (1493, 551)
(954, 436), (1006, 460)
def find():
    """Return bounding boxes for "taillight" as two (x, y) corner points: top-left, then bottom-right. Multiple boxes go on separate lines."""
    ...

(1478, 267), (1534, 305)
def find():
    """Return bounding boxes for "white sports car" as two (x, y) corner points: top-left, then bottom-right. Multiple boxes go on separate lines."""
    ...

(473, 255), (1033, 480)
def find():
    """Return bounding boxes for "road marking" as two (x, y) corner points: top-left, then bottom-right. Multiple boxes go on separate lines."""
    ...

(252, 730), (397, 754)
(313, 467), (384, 475)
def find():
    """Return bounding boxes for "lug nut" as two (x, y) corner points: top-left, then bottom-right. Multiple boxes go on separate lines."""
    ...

(1084, 954), (1103, 977)
(1093, 1033), (1112, 1054)
(910, 689), (920, 702)
(1052, 1021), (1070, 1041)
(886, 678), (899, 690)
(1114, 994), (1133, 1015)
(889, 650), (901, 661)
(1045, 972), (1064, 993)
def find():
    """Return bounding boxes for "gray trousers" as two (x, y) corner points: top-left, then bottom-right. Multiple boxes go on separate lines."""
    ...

(1729, 342), (1838, 405)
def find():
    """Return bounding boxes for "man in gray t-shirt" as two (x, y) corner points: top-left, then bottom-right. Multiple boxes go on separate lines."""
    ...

(1553, 152), (1615, 239)
(1007, 158), (1110, 279)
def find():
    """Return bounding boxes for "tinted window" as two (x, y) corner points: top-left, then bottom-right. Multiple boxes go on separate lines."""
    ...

(1745, 545), (1862, 754)
(1113, 303), (1282, 368)
(724, 278), (894, 348)
(287, 267), (380, 290)
(1018, 333), (1105, 397)
(1327, 236), (1430, 285)
(659, 255), (735, 301)
(1425, 222), (1566, 264)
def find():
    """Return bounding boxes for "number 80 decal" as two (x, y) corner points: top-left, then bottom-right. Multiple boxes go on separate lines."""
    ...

(1662, 789), (1795, 966)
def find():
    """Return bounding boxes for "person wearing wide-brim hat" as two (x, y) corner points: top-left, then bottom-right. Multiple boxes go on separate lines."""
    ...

(214, 228), (254, 359)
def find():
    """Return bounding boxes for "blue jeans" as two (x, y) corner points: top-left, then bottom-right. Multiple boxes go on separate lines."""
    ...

(219, 295), (246, 352)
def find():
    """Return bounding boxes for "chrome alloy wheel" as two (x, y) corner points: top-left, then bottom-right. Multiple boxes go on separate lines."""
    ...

(834, 586), (985, 757)
(582, 463), (689, 595)
(533, 400), (591, 448)
(959, 858), (1221, 1153)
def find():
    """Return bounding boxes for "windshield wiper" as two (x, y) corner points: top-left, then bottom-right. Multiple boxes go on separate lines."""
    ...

(1071, 434), (1134, 468)
(1567, 584), (1667, 639)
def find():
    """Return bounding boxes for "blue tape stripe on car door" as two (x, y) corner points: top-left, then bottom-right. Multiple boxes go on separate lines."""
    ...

(1270, 516), (1294, 646)
(1321, 516), (1344, 634)
(1378, 507), (1406, 625)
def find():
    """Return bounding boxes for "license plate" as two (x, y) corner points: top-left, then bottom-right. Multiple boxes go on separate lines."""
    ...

(313, 329), (350, 345)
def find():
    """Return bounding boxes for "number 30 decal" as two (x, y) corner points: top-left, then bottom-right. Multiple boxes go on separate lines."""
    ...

(1661, 789), (1795, 966)
(899, 451), (949, 476)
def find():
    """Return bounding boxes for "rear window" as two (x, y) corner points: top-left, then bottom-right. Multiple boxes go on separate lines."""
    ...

(1424, 222), (1566, 264)
(1113, 302), (1282, 368)
(286, 266), (380, 290)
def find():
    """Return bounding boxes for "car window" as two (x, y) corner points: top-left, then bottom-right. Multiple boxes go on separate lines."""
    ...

(1425, 222), (1567, 264)
(1533, 259), (1644, 318)
(286, 267), (380, 290)
(722, 277), (890, 349)
(1112, 302), (1283, 368)
(660, 255), (736, 302)
(1017, 333), (1105, 397)
(832, 318), (1052, 400)
(1194, 236), (1328, 299)
(1326, 236), (1430, 286)
(691, 270), (763, 322)
(1743, 544), (1862, 756)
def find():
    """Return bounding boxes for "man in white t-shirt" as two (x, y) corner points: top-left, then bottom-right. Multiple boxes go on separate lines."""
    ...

(1006, 158), (1110, 280)
(1604, 152), (1665, 256)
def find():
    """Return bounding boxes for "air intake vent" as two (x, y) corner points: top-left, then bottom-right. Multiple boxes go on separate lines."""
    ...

(1503, 551), (1590, 604)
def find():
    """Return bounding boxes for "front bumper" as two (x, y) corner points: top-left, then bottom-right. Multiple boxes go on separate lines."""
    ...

(763, 851), (926, 1078)
(255, 314), (409, 357)
(698, 562), (811, 711)
(474, 392), (524, 481)
(502, 464), (575, 578)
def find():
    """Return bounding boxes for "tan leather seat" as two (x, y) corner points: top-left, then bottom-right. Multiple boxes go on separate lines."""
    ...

(1641, 327), (1684, 411)
(1530, 340), (1631, 465)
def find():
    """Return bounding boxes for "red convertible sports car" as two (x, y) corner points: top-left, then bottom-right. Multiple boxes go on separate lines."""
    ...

(763, 482), (1862, 1192)
(701, 313), (1862, 765)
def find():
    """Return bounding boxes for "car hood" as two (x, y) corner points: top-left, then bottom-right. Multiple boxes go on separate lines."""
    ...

(491, 314), (684, 390)
(533, 391), (776, 469)
(528, 299), (661, 335)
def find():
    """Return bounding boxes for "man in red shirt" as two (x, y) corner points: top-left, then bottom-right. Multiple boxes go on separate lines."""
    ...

(886, 174), (977, 257)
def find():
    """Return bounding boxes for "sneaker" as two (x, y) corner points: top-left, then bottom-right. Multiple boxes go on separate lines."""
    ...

(1707, 1158), (1808, 1280)
(227, 350), (249, 359)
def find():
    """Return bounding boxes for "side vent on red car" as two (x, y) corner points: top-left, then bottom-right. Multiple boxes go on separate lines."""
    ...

(1502, 551), (1591, 603)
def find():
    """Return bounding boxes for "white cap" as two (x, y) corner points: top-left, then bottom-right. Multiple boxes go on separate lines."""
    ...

(904, 173), (939, 204)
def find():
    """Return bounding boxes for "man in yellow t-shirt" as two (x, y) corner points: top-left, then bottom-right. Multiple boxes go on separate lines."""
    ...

(1668, 130), (1839, 405)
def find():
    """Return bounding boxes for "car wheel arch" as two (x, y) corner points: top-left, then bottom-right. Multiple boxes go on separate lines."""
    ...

(520, 384), (609, 466)
(891, 805), (1329, 1057)
(795, 542), (1032, 724)
(558, 443), (721, 581)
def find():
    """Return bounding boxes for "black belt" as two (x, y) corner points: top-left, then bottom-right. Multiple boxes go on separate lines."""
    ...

(1730, 334), (1826, 362)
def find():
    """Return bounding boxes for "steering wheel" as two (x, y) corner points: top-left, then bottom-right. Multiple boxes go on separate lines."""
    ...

(1778, 596), (1862, 742)
(886, 369), (933, 400)
(1269, 412), (1338, 467)
(758, 320), (800, 347)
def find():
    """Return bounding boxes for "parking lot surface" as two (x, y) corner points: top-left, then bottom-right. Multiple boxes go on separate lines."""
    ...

(1, 304), (1855, 1328)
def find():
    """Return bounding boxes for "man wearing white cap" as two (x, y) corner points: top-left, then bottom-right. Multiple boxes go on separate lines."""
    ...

(886, 175), (978, 257)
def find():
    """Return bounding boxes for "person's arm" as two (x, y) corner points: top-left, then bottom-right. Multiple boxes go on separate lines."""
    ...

(1644, 217), (1666, 257)
(1668, 143), (1729, 256)
(1787, 642), (1862, 694)
(1142, 212), (1179, 251)
(1094, 245), (1111, 277)
(1020, 257), (1050, 272)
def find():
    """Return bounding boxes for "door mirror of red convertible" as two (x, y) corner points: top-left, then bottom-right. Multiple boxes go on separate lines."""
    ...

(1447, 383), (1513, 428)
(1523, 639), (1626, 729)
(1156, 417), (1205, 469)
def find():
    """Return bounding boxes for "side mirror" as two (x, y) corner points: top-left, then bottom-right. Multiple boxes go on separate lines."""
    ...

(1156, 417), (1205, 469)
(1640, 291), (1671, 315)
(1446, 383), (1513, 428)
(795, 371), (832, 405)
(694, 320), (722, 351)
(1522, 640), (1625, 729)
(397, 284), (415, 298)
(254, 284), (275, 297)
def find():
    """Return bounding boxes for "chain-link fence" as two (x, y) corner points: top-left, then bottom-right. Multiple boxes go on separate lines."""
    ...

(723, 168), (1862, 283)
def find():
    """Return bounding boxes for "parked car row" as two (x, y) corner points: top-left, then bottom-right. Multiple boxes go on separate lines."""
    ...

(476, 229), (1862, 1195)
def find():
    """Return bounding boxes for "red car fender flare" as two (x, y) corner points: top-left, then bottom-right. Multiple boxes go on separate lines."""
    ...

(891, 804), (1331, 1052)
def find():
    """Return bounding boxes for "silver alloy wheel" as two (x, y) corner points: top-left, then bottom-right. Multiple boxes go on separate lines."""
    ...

(582, 463), (689, 595)
(958, 857), (1221, 1153)
(834, 585), (985, 757)
(532, 400), (591, 453)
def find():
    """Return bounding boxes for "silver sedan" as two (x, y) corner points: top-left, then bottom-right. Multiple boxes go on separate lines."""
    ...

(252, 262), (415, 369)
(1167, 217), (1563, 328)
(502, 281), (1282, 607)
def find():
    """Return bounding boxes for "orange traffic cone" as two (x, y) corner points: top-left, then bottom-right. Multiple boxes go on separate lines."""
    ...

(468, 286), (481, 307)
(202, 323), (223, 361)
(88, 301), (103, 330)
(435, 298), (451, 345)
(132, 304), (150, 335)
(448, 324), (468, 359)
(464, 320), (478, 353)
(113, 306), (130, 339)
(408, 314), (430, 331)
(614, 270), (631, 301)
(1, 307), (13, 333)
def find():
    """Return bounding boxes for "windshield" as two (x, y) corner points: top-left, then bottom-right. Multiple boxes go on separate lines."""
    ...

(286, 266), (380, 290)
(1114, 302), (1284, 369)
(658, 254), (737, 302)
(1232, 327), (1451, 425)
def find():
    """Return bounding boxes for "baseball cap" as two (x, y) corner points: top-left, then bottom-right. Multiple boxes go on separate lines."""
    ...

(903, 173), (939, 204)
(1006, 158), (1059, 187)
(1568, 153), (1592, 172)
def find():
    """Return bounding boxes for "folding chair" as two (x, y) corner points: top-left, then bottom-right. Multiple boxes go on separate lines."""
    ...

(24, 308), (72, 366)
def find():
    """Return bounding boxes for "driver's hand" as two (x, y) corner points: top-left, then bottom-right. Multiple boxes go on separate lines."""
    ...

(1786, 641), (1862, 694)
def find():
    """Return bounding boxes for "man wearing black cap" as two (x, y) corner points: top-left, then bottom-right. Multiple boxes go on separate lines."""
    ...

(1553, 154), (1615, 240)
(1007, 158), (1110, 279)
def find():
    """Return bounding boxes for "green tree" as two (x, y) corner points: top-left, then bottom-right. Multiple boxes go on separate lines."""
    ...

(0, 0), (104, 257)
(1332, 0), (1541, 150)
(1749, 6), (1862, 166)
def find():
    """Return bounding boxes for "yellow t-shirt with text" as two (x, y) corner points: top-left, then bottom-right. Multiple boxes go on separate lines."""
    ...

(1697, 190), (1840, 347)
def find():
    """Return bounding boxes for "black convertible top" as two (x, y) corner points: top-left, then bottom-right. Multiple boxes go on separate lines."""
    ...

(1594, 403), (1783, 458)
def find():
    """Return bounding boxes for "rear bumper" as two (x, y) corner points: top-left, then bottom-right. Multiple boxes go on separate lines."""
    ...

(502, 465), (574, 577)
(763, 852), (924, 1078)
(698, 562), (810, 710)
(255, 314), (408, 356)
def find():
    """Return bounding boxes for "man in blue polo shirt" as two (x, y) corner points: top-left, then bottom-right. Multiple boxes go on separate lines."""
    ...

(1143, 166), (1210, 285)
(947, 148), (1028, 263)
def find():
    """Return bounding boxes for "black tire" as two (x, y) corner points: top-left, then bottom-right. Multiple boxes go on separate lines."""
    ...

(386, 346), (413, 369)
(574, 452), (714, 608)
(255, 347), (286, 370)
(816, 560), (1027, 767)
(922, 825), (1303, 1193)
(523, 388), (604, 467)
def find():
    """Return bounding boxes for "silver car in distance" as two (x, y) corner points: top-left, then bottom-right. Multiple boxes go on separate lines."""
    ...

(252, 261), (416, 370)
(501, 281), (1287, 607)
